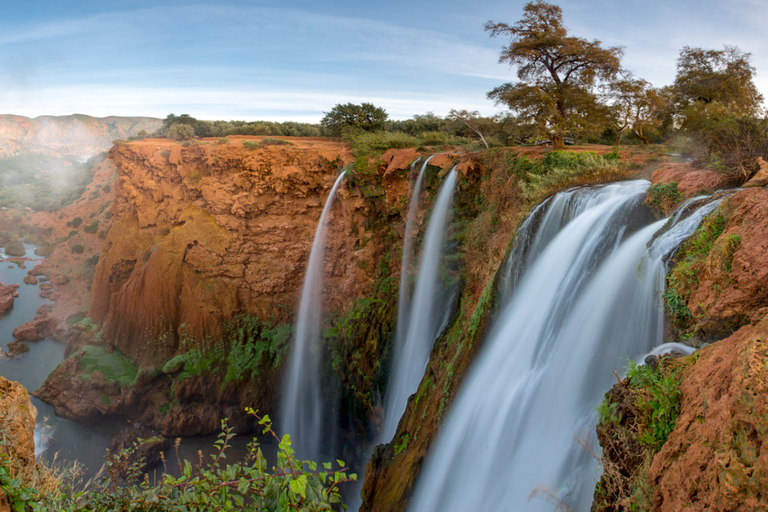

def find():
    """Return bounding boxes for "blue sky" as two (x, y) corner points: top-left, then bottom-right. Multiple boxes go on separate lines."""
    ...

(1, 0), (766, 122)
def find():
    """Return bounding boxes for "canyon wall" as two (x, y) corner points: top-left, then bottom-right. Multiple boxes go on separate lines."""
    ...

(36, 136), (490, 436)
(0, 114), (161, 158)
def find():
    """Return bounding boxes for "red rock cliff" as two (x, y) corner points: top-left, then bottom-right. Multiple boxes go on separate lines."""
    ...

(91, 136), (373, 366)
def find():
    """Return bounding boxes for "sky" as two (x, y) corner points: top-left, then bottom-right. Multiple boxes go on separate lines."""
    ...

(1, 0), (766, 123)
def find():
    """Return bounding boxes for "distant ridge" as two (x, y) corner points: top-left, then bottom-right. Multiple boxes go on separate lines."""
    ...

(0, 114), (162, 158)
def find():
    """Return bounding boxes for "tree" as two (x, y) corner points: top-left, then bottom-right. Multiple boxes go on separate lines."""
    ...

(167, 123), (195, 141)
(674, 46), (763, 111)
(673, 45), (763, 130)
(321, 102), (388, 137)
(485, 0), (622, 148)
(446, 109), (492, 148)
(608, 78), (665, 144)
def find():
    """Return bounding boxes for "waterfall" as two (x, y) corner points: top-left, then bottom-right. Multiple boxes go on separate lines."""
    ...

(395, 155), (435, 355)
(280, 170), (346, 461)
(409, 180), (721, 512)
(381, 167), (458, 443)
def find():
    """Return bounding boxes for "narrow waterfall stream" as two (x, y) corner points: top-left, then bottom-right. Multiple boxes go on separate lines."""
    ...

(280, 171), (346, 461)
(382, 168), (458, 443)
(395, 155), (434, 357)
(409, 180), (722, 512)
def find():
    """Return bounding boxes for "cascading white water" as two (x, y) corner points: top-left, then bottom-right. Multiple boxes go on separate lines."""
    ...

(395, 155), (435, 355)
(280, 171), (346, 461)
(409, 180), (722, 512)
(381, 168), (458, 443)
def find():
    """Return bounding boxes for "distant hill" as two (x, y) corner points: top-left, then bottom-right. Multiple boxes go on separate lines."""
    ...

(0, 114), (162, 158)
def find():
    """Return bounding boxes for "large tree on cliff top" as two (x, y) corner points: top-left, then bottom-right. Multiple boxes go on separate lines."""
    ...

(486, 0), (622, 148)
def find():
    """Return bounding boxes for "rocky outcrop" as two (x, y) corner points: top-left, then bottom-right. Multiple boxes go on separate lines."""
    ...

(743, 156), (768, 188)
(685, 187), (768, 340)
(0, 376), (37, 474)
(3, 240), (25, 257)
(91, 137), (363, 365)
(0, 283), (15, 316)
(12, 315), (59, 341)
(650, 163), (732, 198)
(648, 318), (768, 511)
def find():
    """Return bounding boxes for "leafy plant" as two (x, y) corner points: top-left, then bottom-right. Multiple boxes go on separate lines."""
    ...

(645, 182), (682, 214)
(625, 360), (683, 450)
(6, 410), (355, 511)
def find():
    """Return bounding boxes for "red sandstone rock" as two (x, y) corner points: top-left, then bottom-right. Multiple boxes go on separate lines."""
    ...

(0, 376), (37, 467)
(743, 156), (768, 188)
(686, 188), (768, 339)
(649, 318), (768, 511)
(650, 163), (732, 198)
(12, 316), (57, 341)
(0, 285), (14, 315)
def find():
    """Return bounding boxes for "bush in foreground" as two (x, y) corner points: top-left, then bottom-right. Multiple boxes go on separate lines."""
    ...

(0, 409), (355, 511)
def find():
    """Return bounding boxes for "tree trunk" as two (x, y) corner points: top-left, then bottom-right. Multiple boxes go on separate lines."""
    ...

(615, 127), (625, 146)
(633, 129), (650, 144)
(551, 133), (565, 149)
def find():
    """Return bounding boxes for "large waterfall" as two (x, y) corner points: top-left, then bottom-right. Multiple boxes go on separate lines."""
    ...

(382, 168), (458, 443)
(409, 180), (720, 512)
(280, 171), (346, 461)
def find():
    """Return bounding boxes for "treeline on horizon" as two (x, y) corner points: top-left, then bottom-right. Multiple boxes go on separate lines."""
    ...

(144, 0), (767, 185)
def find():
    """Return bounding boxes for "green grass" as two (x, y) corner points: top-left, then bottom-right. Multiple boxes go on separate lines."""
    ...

(78, 345), (138, 387)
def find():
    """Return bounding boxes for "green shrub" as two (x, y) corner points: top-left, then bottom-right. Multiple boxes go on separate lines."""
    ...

(259, 137), (292, 147)
(350, 131), (419, 159)
(646, 182), (683, 214)
(625, 360), (684, 450)
(83, 220), (99, 234)
(217, 137), (230, 144)
(3, 411), (354, 511)
(167, 123), (195, 141)
(222, 317), (292, 386)
(519, 151), (623, 202)
(71, 244), (85, 254)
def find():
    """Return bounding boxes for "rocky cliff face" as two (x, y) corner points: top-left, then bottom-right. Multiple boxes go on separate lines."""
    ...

(36, 136), (488, 435)
(0, 114), (160, 158)
(93, 137), (369, 364)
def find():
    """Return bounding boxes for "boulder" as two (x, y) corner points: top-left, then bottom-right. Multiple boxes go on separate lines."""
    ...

(6, 341), (29, 358)
(3, 240), (25, 257)
(0, 285), (14, 315)
(12, 316), (57, 341)
(29, 265), (46, 276)
(23, 275), (38, 285)
(743, 156), (768, 188)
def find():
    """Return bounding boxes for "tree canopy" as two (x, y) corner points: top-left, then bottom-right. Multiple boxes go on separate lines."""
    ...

(672, 45), (764, 130)
(486, 0), (622, 148)
(320, 103), (388, 137)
